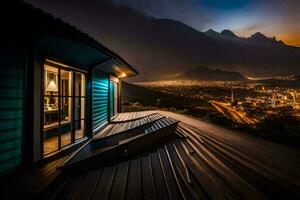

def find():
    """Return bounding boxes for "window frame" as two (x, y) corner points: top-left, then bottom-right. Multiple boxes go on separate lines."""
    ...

(41, 59), (87, 156)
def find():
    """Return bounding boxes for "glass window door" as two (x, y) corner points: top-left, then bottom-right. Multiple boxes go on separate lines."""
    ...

(43, 61), (86, 156)
(74, 72), (86, 140)
(114, 82), (118, 116)
(110, 81), (118, 118)
(60, 68), (73, 147)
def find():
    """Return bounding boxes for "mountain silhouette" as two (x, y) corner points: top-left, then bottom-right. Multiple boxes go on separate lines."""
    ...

(176, 66), (247, 81)
(26, 0), (300, 81)
(246, 32), (285, 46)
(205, 29), (285, 46)
(221, 30), (239, 38)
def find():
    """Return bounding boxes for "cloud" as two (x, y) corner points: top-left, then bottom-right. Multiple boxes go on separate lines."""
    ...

(242, 23), (265, 32)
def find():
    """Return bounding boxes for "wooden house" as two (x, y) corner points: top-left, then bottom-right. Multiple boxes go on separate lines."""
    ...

(0, 1), (138, 173)
(1, 2), (298, 200)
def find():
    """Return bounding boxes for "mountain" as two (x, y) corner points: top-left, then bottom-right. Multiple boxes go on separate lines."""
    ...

(205, 29), (221, 39)
(176, 66), (247, 81)
(205, 29), (285, 46)
(204, 29), (242, 44)
(246, 32), (285, 46)
(221, 29), (239, 38)
(26, 0), (300, 81)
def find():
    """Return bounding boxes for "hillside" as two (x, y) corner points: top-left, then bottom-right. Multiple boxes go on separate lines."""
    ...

(121, 82), (211, 109)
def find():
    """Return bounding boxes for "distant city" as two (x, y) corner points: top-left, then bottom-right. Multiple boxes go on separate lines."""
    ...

(137, 79), (300, 125)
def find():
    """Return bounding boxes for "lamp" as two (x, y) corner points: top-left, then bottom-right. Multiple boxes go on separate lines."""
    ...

(120, 73), (126, 78)
(47, 80), (58, 92)
(47, 80), (57, 108)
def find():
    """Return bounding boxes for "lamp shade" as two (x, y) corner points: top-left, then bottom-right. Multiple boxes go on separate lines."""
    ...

(47, 80), (58, 92)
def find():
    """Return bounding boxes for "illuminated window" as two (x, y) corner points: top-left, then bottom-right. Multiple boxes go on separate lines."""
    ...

(43, 60), (86, 155)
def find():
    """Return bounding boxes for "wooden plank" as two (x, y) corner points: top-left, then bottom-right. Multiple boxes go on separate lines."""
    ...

(158, 148), (182, 200)
(109, 161), (129, 200)
(33, 157), (67, 195)
(126, 158), (141, 200)
(112, 111), (156, 122)
(166, 142), (206, 200)
(59, 121), (178, 172)
(105, 115), (165, 138)
(163, 145), (186, 200)
(182, 138), (240, 199)
(141, 154), (157, 200)
(111, 112), (158, 123)
(52, 174), (83, 200)
(72, 169), (103, 200)
(183, 132), (266, 199)
(150, 152), (170, 200)
(174, 139), (230, 200)
(91, 166), (117, 200)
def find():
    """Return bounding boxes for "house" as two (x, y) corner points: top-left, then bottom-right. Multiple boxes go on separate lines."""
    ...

(0, 1), (138, 173)
(1, 2), (299, 200)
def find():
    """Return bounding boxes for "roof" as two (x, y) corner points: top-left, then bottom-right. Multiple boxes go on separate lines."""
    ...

(2, 1), (138, 77)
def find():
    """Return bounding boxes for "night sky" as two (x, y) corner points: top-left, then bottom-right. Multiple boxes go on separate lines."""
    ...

(25, 0), (300, 80)
(112, 0), (300, 46)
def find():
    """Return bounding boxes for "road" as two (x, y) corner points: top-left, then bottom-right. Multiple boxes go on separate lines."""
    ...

(158, 110), (300, 199)
(210, 101), (256, 124)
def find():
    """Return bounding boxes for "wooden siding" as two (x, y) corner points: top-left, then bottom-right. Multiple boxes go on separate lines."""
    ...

(0, 48), (24, 172)
(92, 68), (109, 132)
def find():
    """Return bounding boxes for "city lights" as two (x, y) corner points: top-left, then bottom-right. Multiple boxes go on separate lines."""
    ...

(138, 80), (300, 123)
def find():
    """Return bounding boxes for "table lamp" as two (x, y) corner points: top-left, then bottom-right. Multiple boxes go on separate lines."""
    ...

(47, 80), (57, 108)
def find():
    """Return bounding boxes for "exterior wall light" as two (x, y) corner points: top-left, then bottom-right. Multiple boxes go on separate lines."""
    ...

(121, 73), (126, 78)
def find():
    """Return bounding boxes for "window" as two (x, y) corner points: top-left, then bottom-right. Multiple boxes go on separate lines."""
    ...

(43, 60), (86, 155)
(110, 80), (118, 118)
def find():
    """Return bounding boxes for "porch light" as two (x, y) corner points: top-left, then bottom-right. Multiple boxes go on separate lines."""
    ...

(121, 73), (126, 78)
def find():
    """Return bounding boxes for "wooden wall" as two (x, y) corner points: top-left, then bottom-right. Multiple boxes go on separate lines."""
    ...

(0, 46), (25, 173)
(92, 67), (109, 133)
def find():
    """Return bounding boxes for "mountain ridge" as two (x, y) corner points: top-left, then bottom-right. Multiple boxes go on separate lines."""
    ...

(26, 0), (300, 81)
(221, 29), (239, 38)
(205, 29), (285, 46)
(176, 66), (247, 81)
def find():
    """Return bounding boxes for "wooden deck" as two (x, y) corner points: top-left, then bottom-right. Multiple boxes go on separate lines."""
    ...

(95, 112), (163, 139)
(44, 130), (85, 155)
(1, 111), (299, 200)
(111, 110), (157, 122)
(0, 155), (67, 199)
